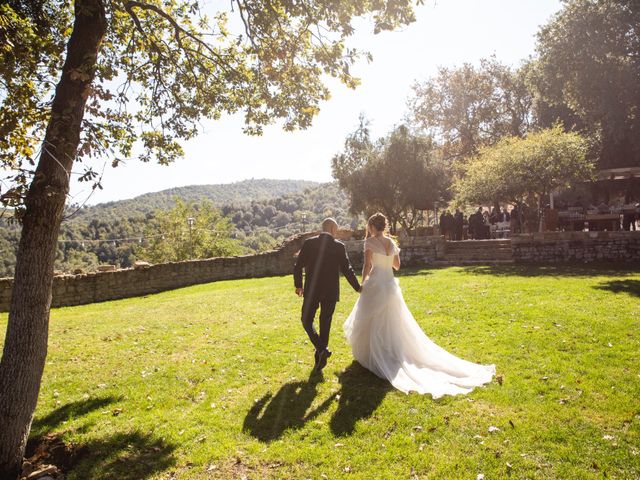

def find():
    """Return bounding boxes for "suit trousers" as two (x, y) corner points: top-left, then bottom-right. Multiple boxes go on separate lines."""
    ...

(301, 297), (336, 352)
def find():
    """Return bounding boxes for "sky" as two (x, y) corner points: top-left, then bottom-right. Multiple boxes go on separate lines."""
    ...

(72, 0), (563, 205)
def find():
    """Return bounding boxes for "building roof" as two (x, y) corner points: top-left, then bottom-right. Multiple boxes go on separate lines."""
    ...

(596, 167), (640, 181)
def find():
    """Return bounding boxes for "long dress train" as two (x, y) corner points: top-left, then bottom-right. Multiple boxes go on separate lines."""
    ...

(343, 237), (495, 398)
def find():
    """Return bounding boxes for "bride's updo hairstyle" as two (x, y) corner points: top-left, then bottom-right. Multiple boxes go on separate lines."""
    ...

(366, 212), (388, 237)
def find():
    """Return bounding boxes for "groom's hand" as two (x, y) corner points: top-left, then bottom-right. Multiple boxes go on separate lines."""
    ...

(295, 287), (304, 297)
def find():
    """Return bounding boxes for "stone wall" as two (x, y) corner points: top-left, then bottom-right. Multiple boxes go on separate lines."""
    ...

(0, 233), (313, 312)
(2, 232), (636, 311)
(512, 231), (640, 263)
(341, 235), (445, 270)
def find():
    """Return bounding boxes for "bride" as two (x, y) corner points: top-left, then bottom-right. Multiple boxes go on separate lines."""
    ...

(343, 213), (496, 398)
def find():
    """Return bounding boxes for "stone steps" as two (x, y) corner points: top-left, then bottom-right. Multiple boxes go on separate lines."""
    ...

(440, 239), (514, 265)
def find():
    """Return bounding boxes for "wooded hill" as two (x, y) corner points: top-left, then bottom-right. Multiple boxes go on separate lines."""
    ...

(0, 179), (356, 277)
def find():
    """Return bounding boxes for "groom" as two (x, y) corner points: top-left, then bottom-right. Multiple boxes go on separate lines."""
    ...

(293, 218), (361, 371)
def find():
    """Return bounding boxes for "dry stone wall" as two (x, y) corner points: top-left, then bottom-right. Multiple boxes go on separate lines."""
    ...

(512, 231), (640, 263)
(0, 233), (312, 312)
(1, 232), (637, 311)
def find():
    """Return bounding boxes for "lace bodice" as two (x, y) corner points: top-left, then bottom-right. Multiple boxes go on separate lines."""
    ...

(364, 236), (400, 270)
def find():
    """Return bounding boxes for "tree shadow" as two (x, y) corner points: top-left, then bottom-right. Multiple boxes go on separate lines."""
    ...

(460, 263), (640, 278)
(30, 395), (120, 438)
(27, 397), (176, 479)
(330, 361), (392, 437)
(593, 279), (640, 298)
(66, 431), (176, 480)
(397, 268), (434, 278)
(243, 371), (334, 442)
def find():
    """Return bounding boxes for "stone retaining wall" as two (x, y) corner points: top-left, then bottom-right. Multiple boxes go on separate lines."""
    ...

(0, 233), (313, 312)
(1, 232), (636, 311)
(512, 231), (640, 263)
(342, 235), (445, 269)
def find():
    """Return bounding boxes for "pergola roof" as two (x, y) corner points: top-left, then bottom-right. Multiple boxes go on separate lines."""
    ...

(596, 167), (640, 181)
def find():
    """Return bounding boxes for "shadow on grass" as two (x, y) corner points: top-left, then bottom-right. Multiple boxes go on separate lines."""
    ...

(31, 396), (120, 437)
(459, 262), (640, 278)
(330, 361), (391, 437)
(243, 371), (333, 442)
(244, 362), (391, 442)
(593, 279), (640, 298)
(68, 431), (176, 480)
(28, 397), (176, 479)
(396, 268), (434, 278)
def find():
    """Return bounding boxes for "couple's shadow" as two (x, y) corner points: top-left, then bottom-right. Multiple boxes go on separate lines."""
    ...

(243, 361), (391, 441)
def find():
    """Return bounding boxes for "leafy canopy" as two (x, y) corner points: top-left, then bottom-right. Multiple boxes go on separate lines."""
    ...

(0, 0), (419, 209)
(138, 198), (243, 262)
(408, 57), (534, 163)
(332, 121), (449, 232)
(455, 126), (594, 207)
(533, 0), (640, 169)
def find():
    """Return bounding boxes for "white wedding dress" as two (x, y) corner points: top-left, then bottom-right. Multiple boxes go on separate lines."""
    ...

(343, 237), (496, 398)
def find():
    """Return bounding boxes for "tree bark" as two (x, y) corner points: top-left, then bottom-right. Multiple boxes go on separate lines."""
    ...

(0, 1), (106, 478)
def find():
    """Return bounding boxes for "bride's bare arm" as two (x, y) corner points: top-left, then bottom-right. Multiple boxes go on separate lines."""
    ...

(393, 253), (401, 270)
(362, 249), (373, 283)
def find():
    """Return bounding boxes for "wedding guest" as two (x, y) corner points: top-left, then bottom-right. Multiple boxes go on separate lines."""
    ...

(500, 207), (510, 222)
(439, 211), (447, 238)
(623, 206), (637, 231)
(454, 209), (463, 241)
(489, 207), (499, 224)
(510, 205), (520, 234)
(444, 211), (455, 240)
(469, 207), (483, 239)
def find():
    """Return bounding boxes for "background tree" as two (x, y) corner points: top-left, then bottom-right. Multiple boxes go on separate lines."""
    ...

(533, 0), (640, 169)
(0, 0), (419, 476)
(137, 199), (243, 263)
(455, 126), (594, 230)
(408, 57), (534, 163)
(332, 124), (448, 233)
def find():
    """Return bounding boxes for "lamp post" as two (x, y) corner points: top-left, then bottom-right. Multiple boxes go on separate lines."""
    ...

(187, 217), (195, 259)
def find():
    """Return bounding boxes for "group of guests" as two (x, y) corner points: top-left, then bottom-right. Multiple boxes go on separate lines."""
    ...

(439, 206), (512, 240)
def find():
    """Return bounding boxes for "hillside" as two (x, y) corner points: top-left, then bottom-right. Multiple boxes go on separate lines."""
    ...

(65, 179), (320, 224)
(0, 180), (356, 277)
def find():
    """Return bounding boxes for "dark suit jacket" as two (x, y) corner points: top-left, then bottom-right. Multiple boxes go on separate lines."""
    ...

(293, 233), (360, 302)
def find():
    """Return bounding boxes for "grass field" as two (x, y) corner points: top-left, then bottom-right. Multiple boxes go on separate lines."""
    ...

(1, 264), (639, 479)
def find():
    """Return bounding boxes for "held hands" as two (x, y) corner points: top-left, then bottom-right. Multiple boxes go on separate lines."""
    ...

(295, 287), (304, 297)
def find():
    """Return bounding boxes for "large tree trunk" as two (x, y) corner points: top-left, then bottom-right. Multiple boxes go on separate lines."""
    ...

(0, 1), (106, 478)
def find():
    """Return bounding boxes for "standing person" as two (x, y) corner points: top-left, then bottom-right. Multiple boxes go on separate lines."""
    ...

(293, 218), (361, 372)
(445, 210), (455, 240)
(343, 212), (495, 397)
(500, 207), (511, 223)
(439, 210), (448, 239)
(510, 205), (520, 234)
(454, 209), (464, 241)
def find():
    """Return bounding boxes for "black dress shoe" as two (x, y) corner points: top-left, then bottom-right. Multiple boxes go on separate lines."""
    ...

(316, 348), (332, 371)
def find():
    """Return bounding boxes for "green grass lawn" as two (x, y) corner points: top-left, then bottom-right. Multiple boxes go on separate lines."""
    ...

(1, 264), (639, 479)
